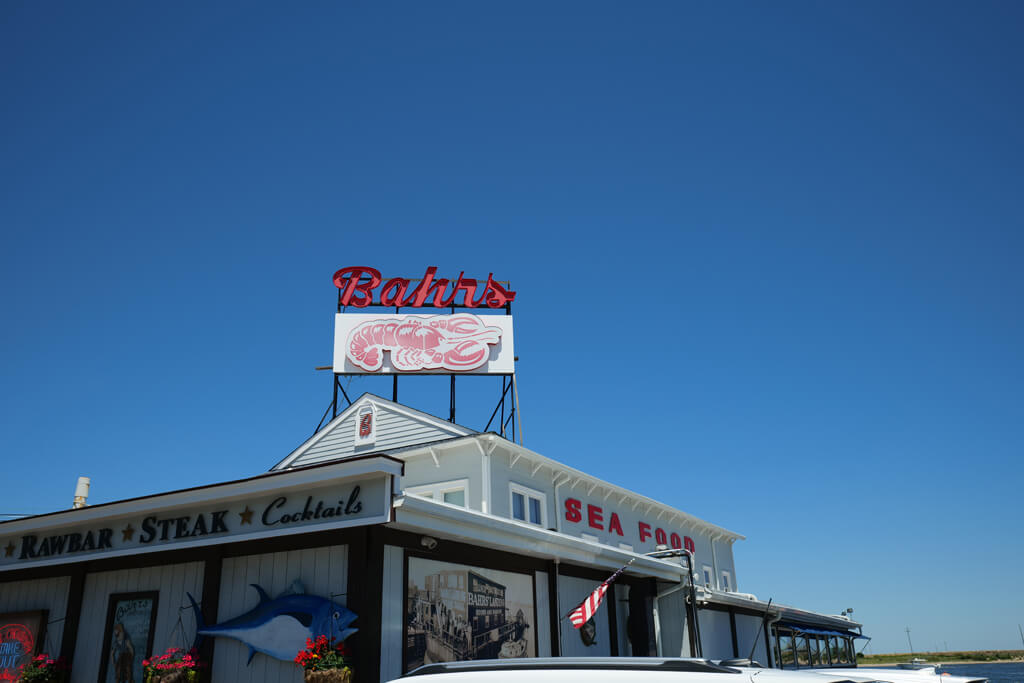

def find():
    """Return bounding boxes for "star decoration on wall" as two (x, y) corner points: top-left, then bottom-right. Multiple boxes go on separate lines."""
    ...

(3, 541), (14, 558)
(122, 525), (136, 542)
(239, 507), (254, 525)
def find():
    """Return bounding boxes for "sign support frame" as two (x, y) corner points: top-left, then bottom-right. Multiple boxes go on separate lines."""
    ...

(323, 272), (518, 442)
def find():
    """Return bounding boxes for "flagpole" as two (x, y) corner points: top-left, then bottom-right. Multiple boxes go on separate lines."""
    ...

(561, 547), (693, 622)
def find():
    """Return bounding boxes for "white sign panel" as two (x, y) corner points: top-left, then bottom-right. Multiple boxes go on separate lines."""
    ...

(334, 313), (515, 375)
(1, 475), (393, 571)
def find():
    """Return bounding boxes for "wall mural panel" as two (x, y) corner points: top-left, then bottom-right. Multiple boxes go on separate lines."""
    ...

(404, 557), (535, 674)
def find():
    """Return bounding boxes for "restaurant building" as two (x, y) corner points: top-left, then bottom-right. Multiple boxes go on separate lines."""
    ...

(0, 268), (865, 682)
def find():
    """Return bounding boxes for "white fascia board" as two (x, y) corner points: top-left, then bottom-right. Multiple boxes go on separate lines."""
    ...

(391, 495), (687, 582)
(379, 400), (476, 438)
(483, 434), (746, 542)
(0, 456), (404, 535)
(700, 589), (863, 630)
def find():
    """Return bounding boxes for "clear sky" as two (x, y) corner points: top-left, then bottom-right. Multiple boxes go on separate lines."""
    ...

(2, 1), (1022, 655)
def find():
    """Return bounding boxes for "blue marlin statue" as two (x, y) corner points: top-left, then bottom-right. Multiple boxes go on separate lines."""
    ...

(188, 582), (357, 664)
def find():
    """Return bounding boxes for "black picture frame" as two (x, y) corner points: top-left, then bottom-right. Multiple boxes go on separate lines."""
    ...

(96, 591), (159, 683)
(403, 552), (538, 673)
(0, 609), (49, 679)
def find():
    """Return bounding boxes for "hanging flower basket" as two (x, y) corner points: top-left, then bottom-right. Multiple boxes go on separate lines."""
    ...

(142, 647), (201, 683)
(16, 653), (69, 683)
(295, 636), (353, 683)
(303, 668), (352, 683)
(148, 672), (192, 683)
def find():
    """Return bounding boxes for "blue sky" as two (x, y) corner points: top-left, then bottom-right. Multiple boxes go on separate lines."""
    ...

(2, 1), (1022, 654)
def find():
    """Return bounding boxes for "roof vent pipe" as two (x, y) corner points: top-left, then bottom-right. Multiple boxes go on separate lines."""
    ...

(72, 476), (91, 509)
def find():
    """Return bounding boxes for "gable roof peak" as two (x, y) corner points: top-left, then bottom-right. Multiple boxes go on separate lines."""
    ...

(270, 393), (476, 471)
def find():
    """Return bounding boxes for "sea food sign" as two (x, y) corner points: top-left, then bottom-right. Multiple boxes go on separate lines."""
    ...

(562, 496), (698, 555)
(0, 477), (390, 571)
(332, 267), (515, 375)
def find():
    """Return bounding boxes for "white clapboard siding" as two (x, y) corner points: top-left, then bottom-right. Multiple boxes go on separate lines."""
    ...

(71, 561), (204, 683)
(0, 575), (71, 655)
(211, 545), (348, 683)
(282, 397), (471, 469)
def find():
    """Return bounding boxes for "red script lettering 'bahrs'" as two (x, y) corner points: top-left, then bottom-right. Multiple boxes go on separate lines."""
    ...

(332, 266), (516, 308)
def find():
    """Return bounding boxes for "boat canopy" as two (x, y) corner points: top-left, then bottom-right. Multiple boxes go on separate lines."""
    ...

(777, 622), (867, 639)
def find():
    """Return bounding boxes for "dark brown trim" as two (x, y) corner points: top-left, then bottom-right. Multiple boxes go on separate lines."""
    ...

(607, 581), (619, 656)
(380, 527), (548, 576)
(729, 607), (739, 657)
(58, 568), (85, 665)
(546, 561), (559, 657)
(350, 527), (384, 683)
(627, 578), (657, 656)
(347, 528), (371, 680)
(197, 546), (222, 683)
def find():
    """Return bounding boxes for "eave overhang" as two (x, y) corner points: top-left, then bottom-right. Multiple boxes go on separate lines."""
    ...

(391, 494), (691, 582)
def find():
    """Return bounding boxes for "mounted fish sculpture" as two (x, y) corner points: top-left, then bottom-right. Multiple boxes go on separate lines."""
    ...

(187, 582), (357, 664)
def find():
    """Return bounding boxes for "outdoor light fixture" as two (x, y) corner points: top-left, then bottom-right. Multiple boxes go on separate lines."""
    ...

(420, 536), (438, 550)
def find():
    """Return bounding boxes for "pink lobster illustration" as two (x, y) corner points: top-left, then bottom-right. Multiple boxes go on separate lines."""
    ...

(346, 314), (503, 372)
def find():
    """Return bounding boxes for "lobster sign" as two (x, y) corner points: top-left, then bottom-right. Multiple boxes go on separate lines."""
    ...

(334, 313), (515, 375)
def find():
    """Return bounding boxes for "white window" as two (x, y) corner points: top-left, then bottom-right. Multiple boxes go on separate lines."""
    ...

(509, 483), (547, 527)
(720, 570), (731, 592)
(702, 565), (714, 588)
(406, 479), (469, 507)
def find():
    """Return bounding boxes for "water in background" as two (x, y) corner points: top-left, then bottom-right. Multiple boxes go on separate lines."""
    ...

(938, 662), (1024, 683)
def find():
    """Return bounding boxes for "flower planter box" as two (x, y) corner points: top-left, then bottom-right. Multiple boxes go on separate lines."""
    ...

(148, 671), (194, 683)
(303, 668), (352, 683)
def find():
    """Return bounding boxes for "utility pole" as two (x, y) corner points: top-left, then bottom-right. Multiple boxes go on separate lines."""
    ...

(905, 627), (915, 655)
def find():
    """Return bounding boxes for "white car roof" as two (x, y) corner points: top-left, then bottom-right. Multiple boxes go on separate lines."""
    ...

(391, 658), (882, 683)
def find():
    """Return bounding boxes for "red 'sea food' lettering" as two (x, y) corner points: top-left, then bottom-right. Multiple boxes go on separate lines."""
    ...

(638, 521), (652, 543)
(587, 504), (603, 530)
(564, 498), (582, 523)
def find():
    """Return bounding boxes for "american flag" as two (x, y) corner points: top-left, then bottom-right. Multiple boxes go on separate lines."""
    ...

(567, 565), (628, 628)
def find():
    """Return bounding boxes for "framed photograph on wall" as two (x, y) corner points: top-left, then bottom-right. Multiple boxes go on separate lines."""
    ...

(404, 556), (536, 674)
(97, 591), (159, 683)
(0, 610), (49, 681)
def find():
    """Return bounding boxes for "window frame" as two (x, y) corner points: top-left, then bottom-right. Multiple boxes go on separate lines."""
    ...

(406, 478), (470, 508)
(509, 482), (548, 527)
(720, 570), (732, 592)
(702, 564), (715, 588)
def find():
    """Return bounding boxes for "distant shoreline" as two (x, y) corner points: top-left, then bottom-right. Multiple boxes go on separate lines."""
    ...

(934, 659), (1024, 665)
(858, 651), (1024, 666)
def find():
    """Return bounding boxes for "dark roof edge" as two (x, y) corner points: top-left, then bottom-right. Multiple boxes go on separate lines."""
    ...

(0, 453), (404, 528)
